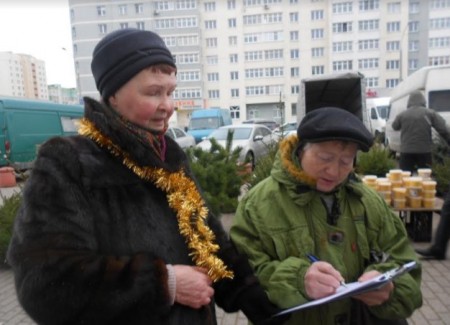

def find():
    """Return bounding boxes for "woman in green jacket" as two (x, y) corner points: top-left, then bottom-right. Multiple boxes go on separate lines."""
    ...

(230, 107), (422, 325)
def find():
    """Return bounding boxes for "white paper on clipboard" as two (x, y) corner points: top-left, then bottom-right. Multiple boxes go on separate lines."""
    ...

(274, 261), (417, 317)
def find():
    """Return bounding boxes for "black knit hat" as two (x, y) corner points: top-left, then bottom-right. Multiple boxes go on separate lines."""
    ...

(297, 107), (373, 152)
(91, 28), (176, 100)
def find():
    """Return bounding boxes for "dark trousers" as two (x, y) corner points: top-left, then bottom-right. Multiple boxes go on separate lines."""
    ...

(399, 152), (432, 173)
(432, 185), (450, 254)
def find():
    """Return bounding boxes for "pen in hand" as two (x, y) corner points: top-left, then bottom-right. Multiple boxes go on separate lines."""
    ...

(306, 253), (347, 287)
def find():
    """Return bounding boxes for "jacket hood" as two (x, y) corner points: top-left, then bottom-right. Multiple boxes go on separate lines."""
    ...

(270, 135), (316, 189)
(407, 90), (426, 108)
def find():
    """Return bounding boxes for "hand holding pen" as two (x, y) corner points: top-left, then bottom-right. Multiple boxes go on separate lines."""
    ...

(304, 253), (347, 300)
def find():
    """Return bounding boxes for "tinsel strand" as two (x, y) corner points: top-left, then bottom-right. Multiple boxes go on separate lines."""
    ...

(78, 118), (233, 281)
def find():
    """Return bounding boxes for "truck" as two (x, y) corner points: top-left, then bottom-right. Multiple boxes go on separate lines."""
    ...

(385, 65), (450, 154)
(366, 97), (390, 141)
(297, 72), (368, 127)
(186, 108), (232, 143)
(0, 97), (84, 169)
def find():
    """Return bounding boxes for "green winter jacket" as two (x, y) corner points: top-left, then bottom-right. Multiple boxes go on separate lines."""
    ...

(230, 136), (422, 325)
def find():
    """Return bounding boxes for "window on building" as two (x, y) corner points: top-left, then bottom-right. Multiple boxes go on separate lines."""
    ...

(386, 60), (400, 70)
(228, 0), (236, 9)
(98, 24), (107, 34)
(291, 67), (300, 77)
(135, 3), (144, 14)
(359, 19), (379, 31)
(265, 49), (283, 60)
(290, 31), (299, 40)
(120, 22), (129, 29)
(333, 22), (352, 33)
(229, 36), (238, 46)
(245, 51), (263, 61)
(387, 2), (401, 13)
(359, 0), (379, 11)
(205, 20), (217, 29)
(136, 21), (145, 30)
(386, 21), (401, 32)
(311, 10), (324, 20)
(358, 39), (379, 50)
(229, 18), (237, 28)
(290, 49), (299, 59)
(409, 59), (419, 70)
(312, 65), (324, 75)
(409, 2), (419, 13)
(311, 28), (324, 39)
(207, 73), (219, 82)
(386, 79), (399, 88)
(231, 89), (239, 98)
(386, 40), (400, 51)
(429, 37), (450, 48)
(333, 41), (352, 52)
(358, 58), (379, 69)
(230, 53), (238, 63)
(409, 40), (419, 52)
(333, 2), (353, 13)
(409, 21), (419, 32)
(230, 105), (240, 118)
(204, 2), (216, 11)
(207, 55), (218, 65)
(206, 38), (218, 47)
(333, 60), (353, 72)
(176, 0), (196, 10)
(97, 5), (106, 16)
(119, 4), (127, 15)
(312, 47), (325, 56)
(208, 90), (220, 98)
(290, 12), (299, 22)
(291, 85), (300, 94)
(366, 77), (379, 88)
(230, 71), (239, 80)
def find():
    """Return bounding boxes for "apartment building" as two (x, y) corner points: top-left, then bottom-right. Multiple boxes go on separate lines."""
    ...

(0, 52), (49, 100)
(68, 0), (450, 126)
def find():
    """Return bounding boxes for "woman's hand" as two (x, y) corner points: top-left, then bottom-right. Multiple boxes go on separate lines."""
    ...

(173, 265), (214, 309)
(304, 261), (345, 299)
(353, 270), (394, 306)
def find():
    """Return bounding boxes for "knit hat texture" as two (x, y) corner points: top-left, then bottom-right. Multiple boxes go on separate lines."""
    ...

(91, 28), (176, 100)
(297, 107), (373, 152)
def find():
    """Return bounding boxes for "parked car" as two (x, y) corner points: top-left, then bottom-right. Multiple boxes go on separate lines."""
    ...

(273, 122), (298, 137)
(242, 118), (279, 130)
(196, 124), (277, 169)
(166, 126), (196, 150)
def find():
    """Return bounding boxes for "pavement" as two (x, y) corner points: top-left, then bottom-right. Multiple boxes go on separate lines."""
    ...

(1, 188), (450, 324)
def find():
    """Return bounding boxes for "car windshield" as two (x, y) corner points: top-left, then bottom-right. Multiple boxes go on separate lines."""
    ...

(208, 127), (252, 140)
(189, 117), (220, 130)
(376, 106), (390, 119)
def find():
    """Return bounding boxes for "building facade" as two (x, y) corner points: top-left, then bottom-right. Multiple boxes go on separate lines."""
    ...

(68, 0), (450, 126)
(0, 52), (49, 100)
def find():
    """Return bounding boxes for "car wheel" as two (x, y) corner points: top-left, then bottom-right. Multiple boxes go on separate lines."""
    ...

(245, 152), (255, 171)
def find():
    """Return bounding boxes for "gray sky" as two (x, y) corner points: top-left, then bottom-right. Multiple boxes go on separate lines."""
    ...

(0, 0), (76, 87)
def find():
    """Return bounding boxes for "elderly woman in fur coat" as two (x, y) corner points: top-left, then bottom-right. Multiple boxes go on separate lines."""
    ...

(7, 28), (286, 325)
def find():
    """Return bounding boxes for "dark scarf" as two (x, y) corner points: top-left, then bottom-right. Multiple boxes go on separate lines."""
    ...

(108, 105), (168, 161)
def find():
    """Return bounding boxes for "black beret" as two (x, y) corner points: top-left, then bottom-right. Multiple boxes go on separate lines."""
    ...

(297, 107), (373, 152)
(91, 28), (176, 100)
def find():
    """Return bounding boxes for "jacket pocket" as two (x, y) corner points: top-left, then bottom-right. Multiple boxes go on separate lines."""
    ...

(269, 227), (313, 260)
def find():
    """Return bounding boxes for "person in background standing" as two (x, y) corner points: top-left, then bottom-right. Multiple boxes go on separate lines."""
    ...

(392, 90), (450, 173)
(7, 28), (285, 325)
(416, 183), (450, 260)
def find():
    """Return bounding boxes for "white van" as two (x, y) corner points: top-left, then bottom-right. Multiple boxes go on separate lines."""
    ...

(365, 97), (390, 140)
(385, 65), (450, 153)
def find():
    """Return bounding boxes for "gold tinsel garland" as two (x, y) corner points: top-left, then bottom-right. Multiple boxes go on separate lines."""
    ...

(78, 118), (233, 282)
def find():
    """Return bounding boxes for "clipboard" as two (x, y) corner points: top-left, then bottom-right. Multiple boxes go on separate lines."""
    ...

(274, 261), (417, 317)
